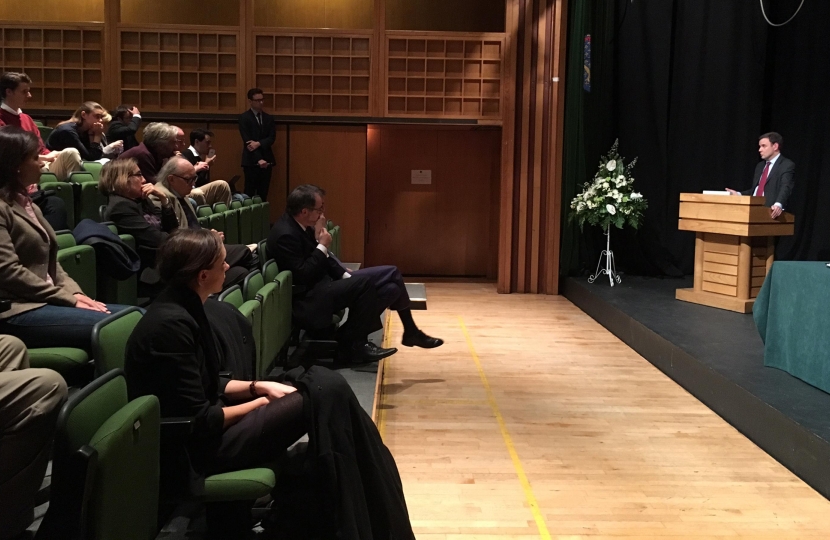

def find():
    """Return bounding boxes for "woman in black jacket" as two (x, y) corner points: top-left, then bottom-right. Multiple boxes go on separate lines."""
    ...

(46, 101), (123, 161)
(125, 229), (305, 476)
(100, 158), (178, 269)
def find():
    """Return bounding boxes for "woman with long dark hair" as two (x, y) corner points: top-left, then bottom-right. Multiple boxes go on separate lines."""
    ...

(0, 127), (126, 350)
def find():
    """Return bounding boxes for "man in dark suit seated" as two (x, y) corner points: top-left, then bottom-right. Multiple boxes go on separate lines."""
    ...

(181, 128), (217, 188)
(268, 185), (442, 364)
(727, 132), (795, 219)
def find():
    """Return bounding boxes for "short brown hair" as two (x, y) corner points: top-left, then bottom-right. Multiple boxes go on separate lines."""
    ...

(157, 228), (223, 286)
(0, 72), (32, 100)
(759, 132), (783, 149)
(99, 158), (138, 196)
(0, 127), (40, 203)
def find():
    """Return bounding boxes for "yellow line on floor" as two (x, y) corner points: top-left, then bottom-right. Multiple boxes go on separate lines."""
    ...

(458, 316), (551, 540)
(376, 310), (393, 438)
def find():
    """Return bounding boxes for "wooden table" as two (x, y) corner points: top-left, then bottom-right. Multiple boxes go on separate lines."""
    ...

(675, 193), (794, 313)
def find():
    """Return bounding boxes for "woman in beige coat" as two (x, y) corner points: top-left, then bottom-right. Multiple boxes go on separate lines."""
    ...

(0, 127), (127, 351)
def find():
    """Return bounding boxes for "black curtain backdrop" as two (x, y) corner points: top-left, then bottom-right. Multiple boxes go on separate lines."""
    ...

(563, 0), (830, 276)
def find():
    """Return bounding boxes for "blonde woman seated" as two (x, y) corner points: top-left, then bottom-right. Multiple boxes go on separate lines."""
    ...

(46, 101), (123, 162)
(0, 128), (127, 351)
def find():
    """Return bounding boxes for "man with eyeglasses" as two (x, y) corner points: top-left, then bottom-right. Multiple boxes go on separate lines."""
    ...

(267, 185), (443, 365)
(150, 156), (256, 288)
(238, 88), (276, 200)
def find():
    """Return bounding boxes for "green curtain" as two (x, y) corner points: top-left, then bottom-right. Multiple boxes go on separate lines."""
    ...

(560, 0), (617, 277)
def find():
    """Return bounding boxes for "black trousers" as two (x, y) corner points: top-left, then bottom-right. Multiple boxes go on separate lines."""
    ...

(243, 165), (273, 200)
(207, 391), (305, 474)
(32, 191), (68, 231)
(223, 243), (257, 289)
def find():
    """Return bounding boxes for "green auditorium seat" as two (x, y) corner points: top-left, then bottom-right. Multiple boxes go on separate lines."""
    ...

(213, 202), (228, 214)
(69, 171), (106, 223)
(28, 347), (90, 383)
(219, 285), (263, 375)
(250, 203), (264, 242)
(39, 369), (160, 540)
(208, 212), (225, 233)
(223, 209), (240, 244)
(242, 198), (253, 207)
(37, 125), (54, 140)
(198, 216), (209, 228)
(197, 204), (213, 218)
(326, 220), (333, 231)
(330, 224), (341, 259)
(91, 306), (145, 376)
(261, 201), (270, 234)
(238, 205), (253, 245)
(81, 161), (103, 183)
(230, 200), (242, 210)
(257, 239), (268, 270)
(56, 234), (97, 297)
(243, 270), (282, 377)
(251, 196), (263, 205)
(97, 223), (138, 306)
(39, 177), (76, 228)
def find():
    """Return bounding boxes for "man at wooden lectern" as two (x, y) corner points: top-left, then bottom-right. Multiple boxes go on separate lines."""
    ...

(726, 132), (794, 219)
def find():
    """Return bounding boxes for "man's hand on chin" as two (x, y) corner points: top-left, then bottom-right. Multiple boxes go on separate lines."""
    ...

(770, 205), (783, 219)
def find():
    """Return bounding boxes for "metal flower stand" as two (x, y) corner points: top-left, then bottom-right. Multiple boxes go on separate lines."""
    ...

(588, 226), (621, 286)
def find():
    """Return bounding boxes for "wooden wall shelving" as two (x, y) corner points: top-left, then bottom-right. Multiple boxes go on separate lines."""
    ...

(253, 31), (372, 116)
(384, 32), (504, 119)
(0, 25), (104, 108)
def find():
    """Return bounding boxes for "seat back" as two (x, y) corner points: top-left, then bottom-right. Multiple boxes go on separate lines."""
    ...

(91, 307), (145, 375)
(81, 161), (104, 183)
(263, 259), (279, 283)
(46, 370), (160, 540)
(96, 225), (138, 306)
(208, 212), (225, 233)
(250, 203), (264, 242)
(238, 206), (253, 245)
(251, 195), (263, 205)
(257, 239), (268, 270)
(261, 201), (271, 233)
(222, 209), (239, 244)
(38, 125), (54, 140)
(255, 281), (280, 377)
(219, 285), (263, 374)
(40, 180), (76, 228)
(197, 216), (209, 227)
(230, 200), (242, 210)
(58, 245), (97, 297)
(70, 172), (106, 223)
(243, 270), (265, 303)
(196, 204), (213, 218)
(330, 225), (341, 259)
(213, 202), (228, 214)
(242, 197), (253, 207)
(271, 269), (293, 372)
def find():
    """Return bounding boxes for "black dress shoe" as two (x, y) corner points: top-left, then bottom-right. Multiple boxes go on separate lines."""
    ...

(336, 341), (398, 365)
(401, 330), (444, 349)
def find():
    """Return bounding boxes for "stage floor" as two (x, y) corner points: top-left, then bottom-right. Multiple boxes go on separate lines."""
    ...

(564, 275), (830, 498)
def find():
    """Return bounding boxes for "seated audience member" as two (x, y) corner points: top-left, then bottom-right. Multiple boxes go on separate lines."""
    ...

(269, 185), (442, 356)
(173, 125), (230, 207)
(100, 158), (178, 270)
(266, 185), (405, 364)
(106, 104), (142, 151)
(0, 128), (128, 351)
(125, 228), (415, 539)
(118, 121), (177, 183)
(181, 128), (217, 188)
(46, 101), (123, 161)
(149, 156), (254, 287)
(0, 72), (83, 229)
(0, 334), (67, 540)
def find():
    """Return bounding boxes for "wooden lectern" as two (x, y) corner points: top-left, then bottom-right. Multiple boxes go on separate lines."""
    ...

(676, 194), (794, 313)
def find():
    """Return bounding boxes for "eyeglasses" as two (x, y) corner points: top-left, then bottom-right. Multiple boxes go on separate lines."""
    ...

(251, 98), (265, 103)
(128, 171), (144, 178)
(171, 173), (197, 184)
(310, 206), (324, 213)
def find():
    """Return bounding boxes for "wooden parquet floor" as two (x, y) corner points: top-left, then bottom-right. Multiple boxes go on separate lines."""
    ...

(377, 283), (830, 539)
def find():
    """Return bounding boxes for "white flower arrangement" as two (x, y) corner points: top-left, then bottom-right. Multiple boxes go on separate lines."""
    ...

(569, 139), (648, 231)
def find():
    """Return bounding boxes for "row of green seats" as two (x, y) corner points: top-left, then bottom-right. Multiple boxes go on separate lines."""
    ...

(195, 197), (271, 246)
(38, 162), (106, 229)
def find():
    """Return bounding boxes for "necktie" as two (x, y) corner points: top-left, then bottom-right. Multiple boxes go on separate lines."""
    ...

(757, 161), (771, 196)
(256, 113), (262, 127)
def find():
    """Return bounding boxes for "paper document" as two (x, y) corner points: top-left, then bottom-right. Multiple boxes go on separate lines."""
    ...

(702, 190), (730, 196)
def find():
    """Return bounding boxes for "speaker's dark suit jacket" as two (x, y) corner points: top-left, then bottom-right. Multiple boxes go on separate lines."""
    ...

(267, 213), (346, 329)
(741, 154), (795, 209)
(238, 109), (276, 167)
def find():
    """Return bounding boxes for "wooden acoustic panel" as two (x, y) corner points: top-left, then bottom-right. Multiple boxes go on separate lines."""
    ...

(254, 32), (372, 115)
(0, 1), (104, 23)
(119, 28), (241, 112)
(385, 32), (503, 120)
(253, 0), (373, 30)
(0, 26), (104, 108)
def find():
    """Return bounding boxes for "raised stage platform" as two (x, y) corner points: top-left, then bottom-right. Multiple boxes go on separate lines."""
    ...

(563, 275), (830, 500)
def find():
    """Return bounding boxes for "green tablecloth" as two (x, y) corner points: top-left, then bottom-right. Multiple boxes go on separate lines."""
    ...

(754, 261), (830, 392)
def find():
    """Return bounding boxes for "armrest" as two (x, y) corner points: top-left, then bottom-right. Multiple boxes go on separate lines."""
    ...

(160, 417), (194, 442)
(37, 445), (98, 540)
(0, 300), (9, 313)
(218, 371), (233, 379)
(158, 417), (202, 502)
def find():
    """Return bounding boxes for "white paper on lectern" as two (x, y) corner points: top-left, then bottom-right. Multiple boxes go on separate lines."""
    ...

(702, 190), (730, 195)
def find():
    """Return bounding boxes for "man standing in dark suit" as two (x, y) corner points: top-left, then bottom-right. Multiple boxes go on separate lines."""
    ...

(728, 132), (795, 219)
(268, 185), (442, 364)
(238, 88), (275, 200)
